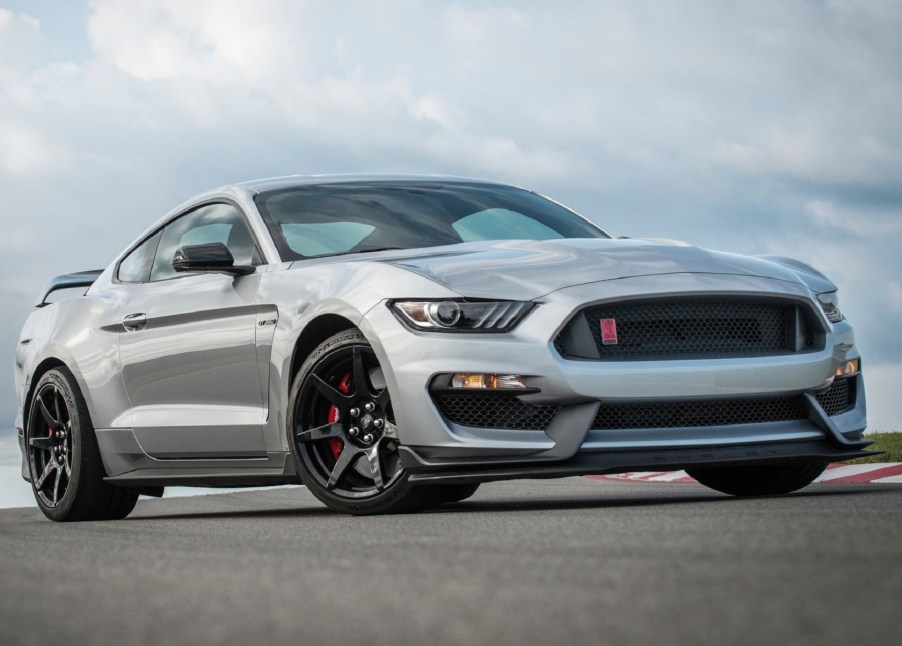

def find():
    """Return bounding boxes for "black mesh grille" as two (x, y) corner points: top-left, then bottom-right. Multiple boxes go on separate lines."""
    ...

(815, 378), (855, 416)
(435, 394), (559, 430)
(592, 397), (807, 430)
(591, 380), (855, 431)
(558, 299), (819, 360)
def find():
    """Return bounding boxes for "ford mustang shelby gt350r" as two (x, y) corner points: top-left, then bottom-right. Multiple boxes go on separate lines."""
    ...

(14, 175), (870, 520)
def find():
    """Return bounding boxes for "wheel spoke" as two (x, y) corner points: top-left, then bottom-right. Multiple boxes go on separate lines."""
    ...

(34, 459), (55, 489)
(374, 388), (391, 408)
(351, 347), (372, 398)
(63, 456), (71, 477)
(326, 446), (362, 490)
(29, 437), (53, 450)
(52, 465), (63, 505)
(37, 395), (59, 431)
(53, 391), (63, 428)
(295, 422), (344, 443)
(366, 445), (385, 491)
(310, 374), (353, 408)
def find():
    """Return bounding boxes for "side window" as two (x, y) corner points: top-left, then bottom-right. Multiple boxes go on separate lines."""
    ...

(150, 203), (260, 282)
(117, 232), (161, 283)
(452, 208), (564, 242)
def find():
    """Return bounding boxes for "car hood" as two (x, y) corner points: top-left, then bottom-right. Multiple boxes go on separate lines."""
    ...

(382, 238), (811, 300)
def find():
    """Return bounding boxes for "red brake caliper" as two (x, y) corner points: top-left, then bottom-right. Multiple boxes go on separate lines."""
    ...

(326, 373), (352, 461)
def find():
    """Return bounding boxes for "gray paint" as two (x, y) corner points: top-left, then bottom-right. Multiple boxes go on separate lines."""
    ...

(12, 176), (867, 489)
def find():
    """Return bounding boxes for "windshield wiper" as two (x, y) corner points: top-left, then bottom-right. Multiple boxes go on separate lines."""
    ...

(302, 246), (411, 260)
(350, 246), (408, 254)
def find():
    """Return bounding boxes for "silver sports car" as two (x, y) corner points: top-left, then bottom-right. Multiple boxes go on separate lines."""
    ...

(14, 175), (870, 520)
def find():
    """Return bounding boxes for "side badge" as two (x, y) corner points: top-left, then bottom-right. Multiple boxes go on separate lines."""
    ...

(600, 318), (618, 345)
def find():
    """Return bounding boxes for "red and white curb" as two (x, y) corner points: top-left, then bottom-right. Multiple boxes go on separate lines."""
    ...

(586, 463), (902, 485)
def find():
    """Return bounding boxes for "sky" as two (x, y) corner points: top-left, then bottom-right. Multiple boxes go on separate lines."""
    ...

(1, 1), (901, 506)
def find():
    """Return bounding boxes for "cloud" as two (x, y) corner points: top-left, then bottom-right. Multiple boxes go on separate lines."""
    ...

(87, 0), (283, 82)
(0, 0), (901, 430)
(0, 8), (40, 76)
(804, 199), (902, 238)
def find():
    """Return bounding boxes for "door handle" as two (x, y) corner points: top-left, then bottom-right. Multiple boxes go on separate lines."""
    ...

(122, 313), (147, 331)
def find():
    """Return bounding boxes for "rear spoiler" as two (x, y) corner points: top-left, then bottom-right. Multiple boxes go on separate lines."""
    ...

(36, 270), (104, 308)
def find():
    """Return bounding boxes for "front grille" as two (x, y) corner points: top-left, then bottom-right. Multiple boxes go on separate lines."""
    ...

(815, 378), (855, 416)
(557, 298), (821, 360)
(591, 378), (856, 430)
(592, 397), (807, 430)
(434, 394), (559, 430)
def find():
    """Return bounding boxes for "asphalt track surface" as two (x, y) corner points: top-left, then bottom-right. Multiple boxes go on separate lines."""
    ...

(1, 478), (900, 646)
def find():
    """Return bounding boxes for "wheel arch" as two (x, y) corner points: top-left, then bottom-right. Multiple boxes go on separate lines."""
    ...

(23, 357), (68, 431)
(289, 313), (358, 380)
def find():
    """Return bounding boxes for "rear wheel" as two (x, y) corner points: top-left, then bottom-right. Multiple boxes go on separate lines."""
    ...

(687, 460), (828, 497)
(26, 368), (138, 521)
(289, 330), (434, 515)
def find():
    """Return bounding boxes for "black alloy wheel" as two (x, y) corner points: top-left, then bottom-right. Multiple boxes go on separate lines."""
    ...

(289, 330), (434, 514)
(26, 368), (138, 521)
(28, 379), (73, 509)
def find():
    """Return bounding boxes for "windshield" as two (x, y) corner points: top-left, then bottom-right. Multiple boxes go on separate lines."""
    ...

(255, 181), (609, 260)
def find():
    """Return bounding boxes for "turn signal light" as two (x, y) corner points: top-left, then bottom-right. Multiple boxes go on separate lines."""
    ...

(835, 359), (860, 378)
(450, 373), (526, 389)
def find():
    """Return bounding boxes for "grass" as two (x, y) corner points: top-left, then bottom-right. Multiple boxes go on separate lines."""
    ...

(843, 432), (902, 464)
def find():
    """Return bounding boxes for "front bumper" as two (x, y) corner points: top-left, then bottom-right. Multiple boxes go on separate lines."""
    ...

(360, 272), (869, 479)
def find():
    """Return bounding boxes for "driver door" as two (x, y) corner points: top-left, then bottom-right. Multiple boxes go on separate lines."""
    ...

(117, 202), (268, 458)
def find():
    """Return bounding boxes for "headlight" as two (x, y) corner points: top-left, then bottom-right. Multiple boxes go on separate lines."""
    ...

(391, 300), (534, 332)
(816, 291), (843, 323)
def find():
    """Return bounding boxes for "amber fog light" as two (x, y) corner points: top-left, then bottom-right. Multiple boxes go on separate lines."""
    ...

(450, 373), (527, 389)
(835, 358), (860, 378)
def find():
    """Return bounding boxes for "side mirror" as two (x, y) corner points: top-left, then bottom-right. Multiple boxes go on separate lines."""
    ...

(172, 243), (255, 276)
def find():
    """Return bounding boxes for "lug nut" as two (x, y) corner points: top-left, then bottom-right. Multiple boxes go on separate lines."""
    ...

(349, 407), (360, 417)
(373, 419), (384, 429)
(363, 434), (374, 443)
(364, 402), (376, 412)
(349, 427), (359, 437)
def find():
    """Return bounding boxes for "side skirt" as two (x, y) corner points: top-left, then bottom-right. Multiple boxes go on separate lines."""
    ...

(96, 428), (299, 487)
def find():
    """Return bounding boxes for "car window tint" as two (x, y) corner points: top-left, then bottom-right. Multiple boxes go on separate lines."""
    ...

(180, 223), (231, 247)
(281, 222), (375, 257)
(256, 182), (609, 261)
(117, 232), (161, 283)
(150, 203), (259, 282)
(453, 209), (564, 242)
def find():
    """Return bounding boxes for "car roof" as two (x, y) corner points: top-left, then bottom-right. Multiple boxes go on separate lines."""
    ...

(233, 174), (515, 194)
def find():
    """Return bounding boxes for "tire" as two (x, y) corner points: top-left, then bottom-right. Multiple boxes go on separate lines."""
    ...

(26, 367), (138, 521)
(288, 330), (434, 515)
(427, 483), (481, 505)
(687, 460), (828, 497)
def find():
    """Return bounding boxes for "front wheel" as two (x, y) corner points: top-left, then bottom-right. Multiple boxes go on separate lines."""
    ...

(687, 460), (828, 497)
(289, 330), (434, 515)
